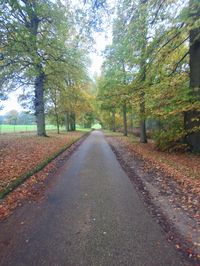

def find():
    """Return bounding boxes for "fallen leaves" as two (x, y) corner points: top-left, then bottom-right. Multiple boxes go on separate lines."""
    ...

(0, 131), (86, 220)
(107, 135), (200, 259)
(110, 136), (200, 199)
(0, 132), (83, 194)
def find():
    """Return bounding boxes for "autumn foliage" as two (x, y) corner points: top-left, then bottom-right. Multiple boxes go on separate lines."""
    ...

(107, 135), (200, 218)
(0, 132), (85, 197)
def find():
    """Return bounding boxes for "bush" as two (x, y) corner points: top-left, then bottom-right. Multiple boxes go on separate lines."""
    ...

(152, 117), (188, 152)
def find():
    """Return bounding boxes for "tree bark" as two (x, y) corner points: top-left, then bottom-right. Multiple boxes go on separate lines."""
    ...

(112, 106), (116, 132)
(140, 91), (147, 143)
(138, 0), (148, 143)
(185, 0), (200, 152)
(121, 62), (128, 136)
(69, 112), (76, 131)
(34, 71), (46, 136)
(123, 103), (128, 136)
(56, 113), (60, 134)
(72, 112), (76, 131)
(27, 3), (46, 136)
(69, 112), (72, 131)
(130, 109), (134, 133)
(65, 112), (70, 131)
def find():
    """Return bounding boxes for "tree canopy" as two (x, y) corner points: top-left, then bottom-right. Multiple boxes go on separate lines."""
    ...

(97, 0), (200, 152)
(1, 0), (200, 151)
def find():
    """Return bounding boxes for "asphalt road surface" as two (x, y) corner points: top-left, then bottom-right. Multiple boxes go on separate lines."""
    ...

(0, 131), (190, 266)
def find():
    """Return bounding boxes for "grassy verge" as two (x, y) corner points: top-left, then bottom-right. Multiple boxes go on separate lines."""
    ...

(0, 131), (90, 199)
(0, 124), (92, 134)
(103, 130), (123, 137)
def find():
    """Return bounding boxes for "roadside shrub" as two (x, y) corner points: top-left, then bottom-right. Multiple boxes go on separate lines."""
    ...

(152, 117), (188, 152)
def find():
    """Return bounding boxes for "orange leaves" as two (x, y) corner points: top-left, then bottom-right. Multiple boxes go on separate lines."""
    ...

(0, 132), (85, 220)
(0, 132), (83, 193)
(107, 135), (200, 258)
(108, 135), (200, 222)
(120, 137), (200, 190)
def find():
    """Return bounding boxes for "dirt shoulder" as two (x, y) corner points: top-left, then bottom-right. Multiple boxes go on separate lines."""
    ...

(106, 134), (200, 262)
(0, 131), (90, 220)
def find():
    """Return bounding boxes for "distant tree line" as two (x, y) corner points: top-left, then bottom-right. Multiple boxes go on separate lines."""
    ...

(0, 110), (35, 125)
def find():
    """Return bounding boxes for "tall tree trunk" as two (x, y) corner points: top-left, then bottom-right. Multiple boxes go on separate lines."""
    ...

(130, 109), (134, 134)
(34, 71), (46, 136)
(71, 113), (74, 131)
(139, 89), (147, 143)
(74, 113), (76, 131)
(123, 103), (128, 136)
(138, 0), (148, 143)
(122, 62), (128, 136)
(69, 112), (76, 131)
(56, 113), (60, 134)
(69, 112), (72, 131)
(72, 112), (76, 131)
(26, 5), (46, 136)
(140, 91), (147, 143)
(28, 6), (47, 136)
(139, 105), (147, 142)
(185, 0), (200, 152)
(112, 106), (116, 132)
(64, 113), (68, 131)
(67, 112), (70, 131)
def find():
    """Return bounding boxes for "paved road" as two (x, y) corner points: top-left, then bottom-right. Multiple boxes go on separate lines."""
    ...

(0, 131), (190, 266)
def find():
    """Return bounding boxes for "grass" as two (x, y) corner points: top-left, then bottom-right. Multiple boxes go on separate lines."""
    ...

(76, 127), (91, 132)
(0, 124), (64, 133)
(0, 124), (92, 134)
(103, 129), (123, 137)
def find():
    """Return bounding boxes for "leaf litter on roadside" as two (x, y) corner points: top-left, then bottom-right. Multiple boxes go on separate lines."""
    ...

(107, 136), (200, 259)
(0, 132), (85, 220)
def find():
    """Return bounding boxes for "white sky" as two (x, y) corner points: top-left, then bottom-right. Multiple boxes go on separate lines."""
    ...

(89, 31), (112, 76)
(0, 91), (24, 115)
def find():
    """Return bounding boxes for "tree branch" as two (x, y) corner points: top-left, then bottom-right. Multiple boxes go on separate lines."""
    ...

(151, 0), (167, 25)
(169, 51), (189, 76)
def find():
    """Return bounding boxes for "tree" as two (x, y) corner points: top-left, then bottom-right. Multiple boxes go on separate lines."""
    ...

(18, 112), (35, 125)
(97, 0), (200, 151)
(46, 85), (61, 134)
(184, 0), (200, 152)
(137, 0), (148, 143)
(0, 0), (73, 136)
(5, 110), (19, 125)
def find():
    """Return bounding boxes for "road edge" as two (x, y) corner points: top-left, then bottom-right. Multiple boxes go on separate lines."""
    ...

(0, 131), (91, 201)
(106, 137), (200, 265)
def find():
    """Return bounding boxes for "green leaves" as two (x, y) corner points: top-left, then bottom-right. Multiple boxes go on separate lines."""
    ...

(96, 0), (200, 149)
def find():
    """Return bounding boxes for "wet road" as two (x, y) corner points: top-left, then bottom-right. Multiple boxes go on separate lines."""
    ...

(0, 131), (190, 266)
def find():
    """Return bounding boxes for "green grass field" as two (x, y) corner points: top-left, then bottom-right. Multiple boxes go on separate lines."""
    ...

(0, 124), (65, 133)
(0, 124), (93, 134)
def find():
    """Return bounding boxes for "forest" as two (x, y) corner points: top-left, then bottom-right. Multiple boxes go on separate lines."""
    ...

(0, 0), (200, 151)
(97, 0), (200, 153)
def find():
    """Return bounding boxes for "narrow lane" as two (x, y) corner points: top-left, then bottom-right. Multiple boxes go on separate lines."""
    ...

(0, 131), (190, 266)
